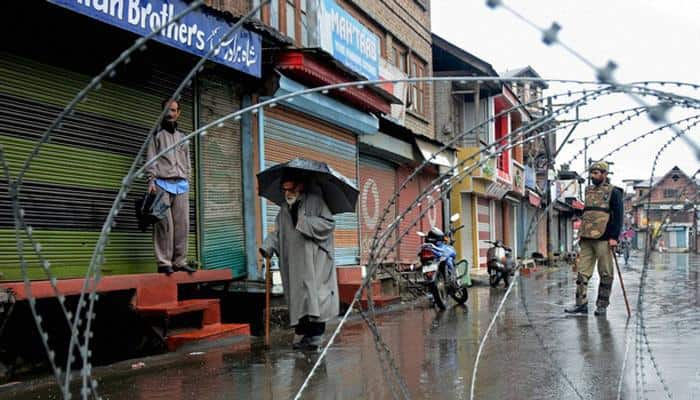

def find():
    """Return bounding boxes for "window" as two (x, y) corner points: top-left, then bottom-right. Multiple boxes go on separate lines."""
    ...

(495, 114), (509, 172)
(664, 189), (679, 198)
(408, 57), (427, 116)
(391, 43), (407, 73)
(285, 0), (296, 41)
(263, 1), (381, 50)
(300, 0), (308, 47)
(262, 0), (307, 46)
(493, 97), (510, 174)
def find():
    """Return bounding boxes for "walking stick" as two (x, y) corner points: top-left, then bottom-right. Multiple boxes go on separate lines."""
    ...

(265, 256), (272, 346)
(611, 248), (631, 318)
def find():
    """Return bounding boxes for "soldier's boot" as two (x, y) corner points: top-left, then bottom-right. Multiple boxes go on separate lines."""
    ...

(565, 273), (589, 314)
(595, 276), (614, 316)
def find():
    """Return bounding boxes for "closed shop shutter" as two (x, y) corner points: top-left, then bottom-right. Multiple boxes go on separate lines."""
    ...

(527, 206), (541, 256)
(460, 193), (474, 268)
(494, 200), (504, 242)
(359, 155), (397, 265)
(559, 217), (567, 253)
(677, 229), (687, 248)
(419, 169), (443, 232)
(264, 107), (359, 265)
(538, 213), (548, 255)
(510, 204), (519, 256)
(197, 72), (245, 278)
(0, 53), (196, 281)
(636, 231), (646, 250)
(477, 197), (491, 268)
(397, 166), (422, 265)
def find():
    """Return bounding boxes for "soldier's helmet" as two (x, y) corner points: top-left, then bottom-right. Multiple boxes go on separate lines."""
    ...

(589, 161), (609, 173)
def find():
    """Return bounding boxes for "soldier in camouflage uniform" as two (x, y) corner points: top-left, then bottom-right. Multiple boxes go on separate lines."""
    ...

(565, 161), (624, 316)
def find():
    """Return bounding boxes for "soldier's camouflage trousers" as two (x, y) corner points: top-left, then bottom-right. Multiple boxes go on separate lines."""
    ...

(575, 239), (614, 308)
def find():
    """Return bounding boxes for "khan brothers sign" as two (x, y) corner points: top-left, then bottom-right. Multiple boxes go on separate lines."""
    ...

(48, 0), (262, 77)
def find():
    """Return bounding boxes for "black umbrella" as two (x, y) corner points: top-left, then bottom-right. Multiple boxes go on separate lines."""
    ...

(257, 158), (359, 214)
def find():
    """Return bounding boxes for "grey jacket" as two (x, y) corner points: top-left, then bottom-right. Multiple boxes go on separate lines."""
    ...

(261, 189), (339, 326)
(145, 127), (191, 184)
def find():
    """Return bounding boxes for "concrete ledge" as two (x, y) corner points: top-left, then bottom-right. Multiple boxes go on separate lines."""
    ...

(1, 270), (233, 300)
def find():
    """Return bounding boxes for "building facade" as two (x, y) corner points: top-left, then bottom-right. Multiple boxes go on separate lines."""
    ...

(432, 35), (535, 269)
(627, 166), (699, 252)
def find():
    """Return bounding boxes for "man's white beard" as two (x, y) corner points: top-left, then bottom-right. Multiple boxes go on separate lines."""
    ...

(286, 195), (298, 206)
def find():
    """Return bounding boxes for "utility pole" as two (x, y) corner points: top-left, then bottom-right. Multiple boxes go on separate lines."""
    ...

(545, 97), (555, 262)
(694, 204), (698, 253)
(583, 137), (588, 175)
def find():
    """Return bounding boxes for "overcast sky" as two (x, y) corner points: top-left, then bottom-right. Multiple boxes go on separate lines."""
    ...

(431, 0), (700, 185)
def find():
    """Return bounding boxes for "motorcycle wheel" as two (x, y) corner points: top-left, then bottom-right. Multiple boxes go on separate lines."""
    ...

(450, 286), (469, 305)
(430, 271), (448, 310)
(489, 273), (499, 288)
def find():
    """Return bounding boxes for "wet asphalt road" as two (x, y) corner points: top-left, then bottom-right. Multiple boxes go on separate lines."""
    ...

(6, 252), (700, 399)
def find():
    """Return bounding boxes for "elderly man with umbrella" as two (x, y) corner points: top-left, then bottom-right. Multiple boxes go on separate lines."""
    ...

(258, 158), (358, 351)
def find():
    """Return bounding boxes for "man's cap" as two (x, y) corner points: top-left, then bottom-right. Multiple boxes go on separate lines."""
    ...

(281, 169), (306, 184)
(589, 161), (609, 172)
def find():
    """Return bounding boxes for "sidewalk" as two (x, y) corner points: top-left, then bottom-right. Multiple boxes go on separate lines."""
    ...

(469, 262), (553, 287)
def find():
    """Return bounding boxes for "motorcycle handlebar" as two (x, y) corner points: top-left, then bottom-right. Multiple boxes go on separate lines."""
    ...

(482, 240), (512, 252)
(451, 225), (465, 234)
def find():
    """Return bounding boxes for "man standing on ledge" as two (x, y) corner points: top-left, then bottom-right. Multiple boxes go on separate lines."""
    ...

(146, 99), (195, 275)
(565, 161), (623, 316)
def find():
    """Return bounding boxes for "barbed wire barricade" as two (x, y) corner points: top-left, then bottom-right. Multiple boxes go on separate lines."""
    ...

(6, 73), (699, 400)
(3, 1), (700, 398)
(514, 119), (699, 400)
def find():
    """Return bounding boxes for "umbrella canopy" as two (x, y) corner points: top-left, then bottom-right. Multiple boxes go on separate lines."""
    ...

(257, 158), (359, 214)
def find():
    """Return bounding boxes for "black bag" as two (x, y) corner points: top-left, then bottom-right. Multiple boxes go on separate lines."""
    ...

(134, 191), (170, 232)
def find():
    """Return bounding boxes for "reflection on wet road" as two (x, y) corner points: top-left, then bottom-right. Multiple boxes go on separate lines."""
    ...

(9, 252), (700, 399)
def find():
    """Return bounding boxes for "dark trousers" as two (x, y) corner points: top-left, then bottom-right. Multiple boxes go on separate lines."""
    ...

(295, 316), (326, 337)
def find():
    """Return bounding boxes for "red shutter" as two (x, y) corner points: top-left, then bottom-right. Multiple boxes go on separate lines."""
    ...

(359, 155), (397, 265)
(397, 166), (422, 265)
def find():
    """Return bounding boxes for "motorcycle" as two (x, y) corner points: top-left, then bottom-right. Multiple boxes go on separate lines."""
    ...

(417, 214), (470, 310)
(484, 240), (516, 288)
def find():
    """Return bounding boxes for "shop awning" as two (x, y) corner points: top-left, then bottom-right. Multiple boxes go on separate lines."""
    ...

(415, 138), (456, 169)
(527, 190), (542, 207)
(359, 131), (415, 164)
(276, 50), (395, 114)
(274, 74), (379, 135)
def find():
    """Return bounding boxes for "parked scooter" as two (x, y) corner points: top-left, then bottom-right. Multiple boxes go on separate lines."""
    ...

(417, 214), (469, 310)
(484, 240), (516, 288)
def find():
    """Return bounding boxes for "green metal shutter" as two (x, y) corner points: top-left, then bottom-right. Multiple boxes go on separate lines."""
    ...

(0, 52), (196, 281)
(197, 72), (246, 278)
